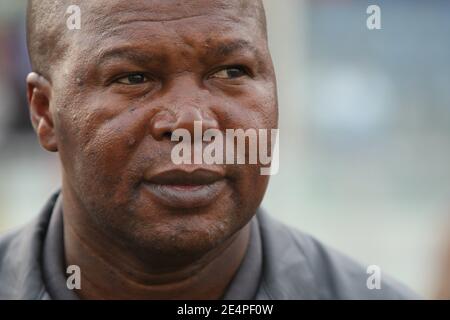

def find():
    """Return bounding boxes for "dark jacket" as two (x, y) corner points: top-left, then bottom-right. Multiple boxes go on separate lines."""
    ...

(0, 191), (419, 299)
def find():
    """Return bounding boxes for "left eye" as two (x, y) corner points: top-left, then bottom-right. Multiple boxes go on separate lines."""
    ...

(116, 73), (149, 85)
(210, 67), (248, 79)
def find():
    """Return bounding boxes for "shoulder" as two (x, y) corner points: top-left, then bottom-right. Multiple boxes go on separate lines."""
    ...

(0, 221), (39, 298)
(256, 210), (420, 300)
(0, 191), (58, 299)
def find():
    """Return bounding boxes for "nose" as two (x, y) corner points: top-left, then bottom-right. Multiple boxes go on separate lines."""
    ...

(150, 106), (219, 141)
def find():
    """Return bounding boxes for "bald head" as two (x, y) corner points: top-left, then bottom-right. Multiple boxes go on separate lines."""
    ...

(26, 0), (267, 79)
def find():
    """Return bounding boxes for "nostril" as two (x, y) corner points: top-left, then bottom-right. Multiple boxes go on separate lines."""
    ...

(149, 110), (178, 141)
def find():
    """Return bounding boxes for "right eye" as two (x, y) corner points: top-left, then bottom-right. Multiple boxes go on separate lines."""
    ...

(209, 66), (249, 80)
(115, 73), (149, 85)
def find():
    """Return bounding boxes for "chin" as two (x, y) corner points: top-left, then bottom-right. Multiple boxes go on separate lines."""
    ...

(118, 200), (247, 257)
(125, 215), (236, 260)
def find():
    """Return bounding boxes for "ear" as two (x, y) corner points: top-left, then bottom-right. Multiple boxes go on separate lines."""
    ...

(26, 72), (58, 152)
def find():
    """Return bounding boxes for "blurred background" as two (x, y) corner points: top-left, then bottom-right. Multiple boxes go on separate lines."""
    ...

(1, 0), (449, 298)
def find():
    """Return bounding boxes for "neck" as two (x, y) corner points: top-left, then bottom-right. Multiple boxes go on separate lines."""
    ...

(61, 190), (251, 300)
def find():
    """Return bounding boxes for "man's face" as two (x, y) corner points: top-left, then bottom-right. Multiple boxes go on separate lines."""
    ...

(52, 0), (278, 258)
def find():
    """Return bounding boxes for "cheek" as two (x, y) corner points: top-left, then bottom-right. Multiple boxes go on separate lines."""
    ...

(239, 167), (270, 205)
(219, 84), (278, 131)
(55, 101), (151, 200)
(218, 89), (276, 207)
(252, 85), (278, 130)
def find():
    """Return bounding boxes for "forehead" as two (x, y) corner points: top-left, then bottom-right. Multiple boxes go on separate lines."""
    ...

(86, 0), (255, 23)
(73, 0), (264, 55)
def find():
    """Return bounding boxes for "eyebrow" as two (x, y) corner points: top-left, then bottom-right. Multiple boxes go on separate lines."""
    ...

(207, 39), (260, 58)
(96, 48), (165, 67)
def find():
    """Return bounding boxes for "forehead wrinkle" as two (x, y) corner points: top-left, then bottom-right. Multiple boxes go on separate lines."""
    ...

(85, 14), (245, 43)
(79, 18), (261, 64)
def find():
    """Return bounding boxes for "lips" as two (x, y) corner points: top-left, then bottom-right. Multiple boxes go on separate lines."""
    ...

(141, 168), (227, 208)
(145, 169), (224, 186)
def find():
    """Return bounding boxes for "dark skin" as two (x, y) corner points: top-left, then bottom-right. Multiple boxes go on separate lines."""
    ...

(27, 0), (278, 299)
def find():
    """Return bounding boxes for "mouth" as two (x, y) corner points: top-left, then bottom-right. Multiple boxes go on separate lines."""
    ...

(141, 168), (227, 209)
